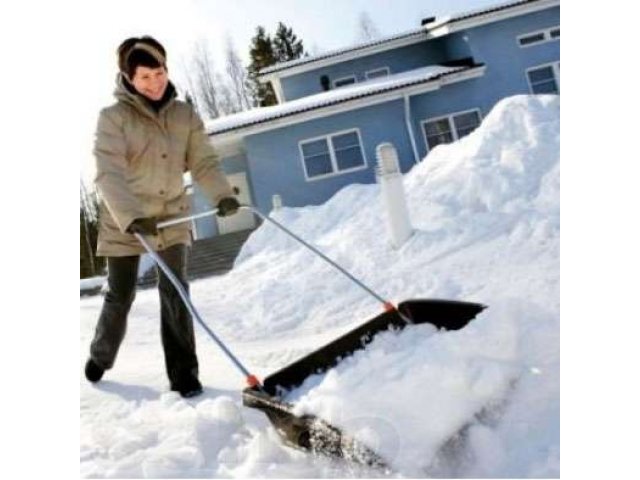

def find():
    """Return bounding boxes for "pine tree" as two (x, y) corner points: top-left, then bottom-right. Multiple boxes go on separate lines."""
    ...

(273, 22), (304, 62)
(248, 26), (278, 107)
(248, 23), (306, 107)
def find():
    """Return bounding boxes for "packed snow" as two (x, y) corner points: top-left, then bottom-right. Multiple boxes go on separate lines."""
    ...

(80, 94), (559, 477)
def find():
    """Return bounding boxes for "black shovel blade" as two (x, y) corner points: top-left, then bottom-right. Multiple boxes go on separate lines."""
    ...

(242, 299), (486, 463)
(243, 388), (390, 468)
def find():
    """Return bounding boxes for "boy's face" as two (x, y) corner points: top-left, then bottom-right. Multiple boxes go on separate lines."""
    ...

(131, 65), (168, 101)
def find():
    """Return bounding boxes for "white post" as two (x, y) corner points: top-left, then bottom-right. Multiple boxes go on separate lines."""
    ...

(376, 143), (413, 249)
(272, 194), (283, 211)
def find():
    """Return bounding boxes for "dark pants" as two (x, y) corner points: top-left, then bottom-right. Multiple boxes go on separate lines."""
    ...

(89, 244), (199, 388)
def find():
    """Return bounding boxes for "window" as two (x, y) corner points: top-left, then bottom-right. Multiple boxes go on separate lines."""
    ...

(519, 32), (545, 46)
(365, 67), (390, 80)
(300, 130), (367, 180)
(453, 111), (482, 138)
(424, 118), (454, 149)
(421, 109), (482, 151)
(301, 140), (333, 178)
(333, 76), (357, 88)
(518, 26), (560, 47)
(527, 63), (560, 94)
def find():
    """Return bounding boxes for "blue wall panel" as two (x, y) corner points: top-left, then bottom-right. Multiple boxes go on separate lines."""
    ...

(243, 99), (417, 211)
(281, 39), (448, 101)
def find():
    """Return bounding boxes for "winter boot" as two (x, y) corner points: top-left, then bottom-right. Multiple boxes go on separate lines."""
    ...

(171, 376), (203, 398)
(85, 358), (105, 383)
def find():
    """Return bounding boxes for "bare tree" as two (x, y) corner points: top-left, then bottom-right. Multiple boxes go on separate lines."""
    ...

(181, 38), (221, 119)
(215, 72), (241, 115)
(80, 178), (97, 222)
(80, 179), (97, 277)
(225, 37), (252, 111)
(357, 11), (382, 42)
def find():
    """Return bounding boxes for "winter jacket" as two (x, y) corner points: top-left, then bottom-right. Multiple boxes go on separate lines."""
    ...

(94, 74), (234, 256)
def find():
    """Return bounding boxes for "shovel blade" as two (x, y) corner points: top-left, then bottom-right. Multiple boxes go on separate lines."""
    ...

(243, 299), (486, 464)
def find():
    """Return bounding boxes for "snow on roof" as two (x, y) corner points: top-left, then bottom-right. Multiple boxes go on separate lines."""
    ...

(448, 0), (549, 23)
(424, 0), (551, 29)
(206, 65), (470, 135)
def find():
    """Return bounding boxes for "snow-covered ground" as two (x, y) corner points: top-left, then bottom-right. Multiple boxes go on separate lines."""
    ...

(80, 94), (560, 478)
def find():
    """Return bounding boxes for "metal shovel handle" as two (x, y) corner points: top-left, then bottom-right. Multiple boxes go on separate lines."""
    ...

(158, 206), (411, 323)
(134, 232), (262, 390)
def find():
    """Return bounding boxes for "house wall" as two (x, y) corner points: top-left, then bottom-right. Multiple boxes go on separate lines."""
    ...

(201, 5), (560, 232)
(280, 39), (449, 101)
(408, 6), (560, 158)
(457, 6), (560, 97)
(408, 77), (490, 160)
(243, 99), (418, 211)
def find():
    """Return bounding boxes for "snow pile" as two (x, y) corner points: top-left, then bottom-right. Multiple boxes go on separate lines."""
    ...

(80, 94), (559, 477)
(81, 395), (246, 478)
(238, 94), (559, 475)
(287, 303), (522, 475)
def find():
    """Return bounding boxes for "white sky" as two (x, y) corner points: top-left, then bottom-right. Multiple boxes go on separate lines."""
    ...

(78, 0), (501, 187)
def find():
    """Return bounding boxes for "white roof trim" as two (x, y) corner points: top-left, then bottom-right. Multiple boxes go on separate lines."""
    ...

(424, 0), (560, 37)
(209, 66), (486, 143)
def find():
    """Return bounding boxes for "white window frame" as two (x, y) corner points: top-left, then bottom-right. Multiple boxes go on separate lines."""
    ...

(420, 108), (483, 153)
(299, 128), (368, 182)
(333, 75), (357, 88)
(526, 62), (560, 94)
(517, 25), (560, 48)
(365, 67), (391, 80)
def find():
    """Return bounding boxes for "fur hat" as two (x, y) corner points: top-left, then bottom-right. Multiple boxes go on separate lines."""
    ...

(117, 36), (167, 79)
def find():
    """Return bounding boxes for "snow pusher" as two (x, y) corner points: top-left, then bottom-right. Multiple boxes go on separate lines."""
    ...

(138, 205), (485, 466)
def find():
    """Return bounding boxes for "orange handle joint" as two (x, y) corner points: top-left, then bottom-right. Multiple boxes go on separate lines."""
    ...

(383, 302), (396, 312)
(246, 374), (261, 388)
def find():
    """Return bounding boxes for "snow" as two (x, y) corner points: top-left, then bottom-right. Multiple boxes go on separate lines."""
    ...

(80, 94), (559, 477)
(79, 255), (156, 294)
(205, 65), (464, 134)
(80, 276), (107, 291)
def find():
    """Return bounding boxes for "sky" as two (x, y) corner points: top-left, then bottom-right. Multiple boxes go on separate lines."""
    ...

(78, 0), (502, 187)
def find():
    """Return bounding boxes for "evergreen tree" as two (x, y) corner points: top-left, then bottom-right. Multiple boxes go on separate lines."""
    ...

(273, 22), (304, 62)
(248, 23), (306, 107)
(248, 26), (278, 107)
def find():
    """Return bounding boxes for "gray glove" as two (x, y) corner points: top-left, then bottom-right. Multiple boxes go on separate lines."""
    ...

(127, 217), (158, 235)
(216, 197), (240, 217)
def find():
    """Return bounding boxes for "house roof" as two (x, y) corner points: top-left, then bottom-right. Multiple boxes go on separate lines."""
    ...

(259, 0), (557, 78)
(432, 0), (549, 25)
(258, 27), (428, 77)
(206, 65), (482, 136)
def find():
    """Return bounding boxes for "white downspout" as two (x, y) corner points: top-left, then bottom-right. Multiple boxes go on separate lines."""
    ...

(403, 94), (420, 164)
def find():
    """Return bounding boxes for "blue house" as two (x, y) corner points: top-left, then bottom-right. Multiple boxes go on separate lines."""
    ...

(191, 0), (560, 239)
